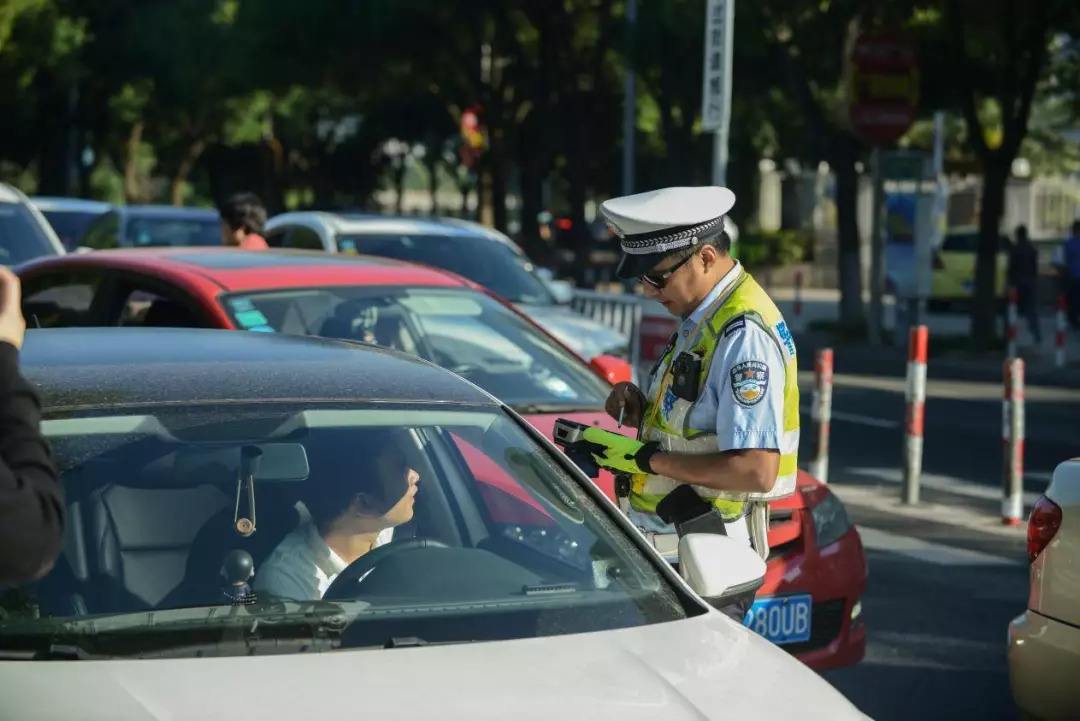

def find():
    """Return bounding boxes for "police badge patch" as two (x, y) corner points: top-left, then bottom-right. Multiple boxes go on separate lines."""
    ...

(730, 360), (769, 406)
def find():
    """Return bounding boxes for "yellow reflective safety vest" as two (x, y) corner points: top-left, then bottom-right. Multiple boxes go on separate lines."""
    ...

(632, 270), (800, 521)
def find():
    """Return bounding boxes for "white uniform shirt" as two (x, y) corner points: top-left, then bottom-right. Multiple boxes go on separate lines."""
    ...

(254, 519), (393, 601)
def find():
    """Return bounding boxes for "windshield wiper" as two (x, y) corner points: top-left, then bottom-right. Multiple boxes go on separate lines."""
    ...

(514, 403), (603, 414)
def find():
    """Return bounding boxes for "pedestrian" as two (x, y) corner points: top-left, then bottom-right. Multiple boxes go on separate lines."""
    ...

(580, 186), (799, 619)
(218, 192), (269, 250)
(1059, 220), (1080, 329)
(1008, 225), (1041, 343)
(0, 266), (63, 584)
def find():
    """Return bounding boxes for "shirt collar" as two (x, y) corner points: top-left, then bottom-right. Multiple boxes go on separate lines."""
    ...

(303, 521), (348, 578)
(682, 260), (743, 330)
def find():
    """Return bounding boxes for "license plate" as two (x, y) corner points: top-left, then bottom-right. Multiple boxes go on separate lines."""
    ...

(743, 594), (812, 645)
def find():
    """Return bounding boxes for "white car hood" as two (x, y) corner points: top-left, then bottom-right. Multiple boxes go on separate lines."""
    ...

(517, 302), (628, 359)
(0, 612), (865, 721)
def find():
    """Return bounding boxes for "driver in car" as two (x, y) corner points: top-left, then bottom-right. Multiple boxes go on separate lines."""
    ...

(254, 441), (420, 601)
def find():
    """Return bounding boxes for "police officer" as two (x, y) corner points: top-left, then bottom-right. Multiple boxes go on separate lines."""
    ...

(581, 186), (799, 560)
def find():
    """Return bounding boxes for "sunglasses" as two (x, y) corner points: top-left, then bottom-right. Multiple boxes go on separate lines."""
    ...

(640, 251), (696, 289)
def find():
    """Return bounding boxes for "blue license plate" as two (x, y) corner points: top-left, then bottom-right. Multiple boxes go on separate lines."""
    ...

(743, 594), (812, 645)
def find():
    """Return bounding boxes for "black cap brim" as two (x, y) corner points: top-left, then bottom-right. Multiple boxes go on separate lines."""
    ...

(616, 250), (671, 279)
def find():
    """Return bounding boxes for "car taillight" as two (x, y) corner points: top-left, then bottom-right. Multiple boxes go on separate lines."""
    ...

(1027, 496), (1062, 562)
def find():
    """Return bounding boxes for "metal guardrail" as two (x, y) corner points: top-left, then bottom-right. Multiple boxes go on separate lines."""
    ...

(569, 290), (643, 383)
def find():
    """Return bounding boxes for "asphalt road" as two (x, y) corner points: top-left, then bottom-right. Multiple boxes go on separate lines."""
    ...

(794, 345), (1079, 720)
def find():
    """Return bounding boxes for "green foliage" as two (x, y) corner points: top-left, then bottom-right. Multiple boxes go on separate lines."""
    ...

(735, 229), (812, 269)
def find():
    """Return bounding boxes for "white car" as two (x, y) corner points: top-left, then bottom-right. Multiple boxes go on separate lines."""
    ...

(0, 327), (865, 721)
(0, 184), (65, 265)
(1008, 458), (1080, 720)
(264, 211), (628, 360)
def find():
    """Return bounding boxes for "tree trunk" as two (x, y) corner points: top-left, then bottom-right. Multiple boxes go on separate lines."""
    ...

(123, 121), (145, 203)
(971, 159), (1009, 347)
(831, 132), (865, 328)
(489, 127), (509, 233)
(394, 158), (406, 214)
(425, 154), (440, 215)
(170, 139), (207, 206)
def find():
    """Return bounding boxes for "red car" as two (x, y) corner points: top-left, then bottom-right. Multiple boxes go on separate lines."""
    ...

(18, 247), (865, 669)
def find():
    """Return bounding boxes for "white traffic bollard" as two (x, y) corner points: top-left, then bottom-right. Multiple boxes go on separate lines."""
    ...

(1006, 287), (1018, 359)
(1002, 358), (1025, 525)
(809, 348), (833, 484)
(903, 325), (928, 505)
(1056, 294), (1067, 369)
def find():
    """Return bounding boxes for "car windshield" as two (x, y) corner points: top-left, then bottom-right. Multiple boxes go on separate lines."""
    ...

(0, 202), (59, 264)
(1, 404), (692, 659)
(336, 232), (554, 305)
(40, 210), (105, 251)
(222, 287), (610, 411)
(125, 216), (221, 247)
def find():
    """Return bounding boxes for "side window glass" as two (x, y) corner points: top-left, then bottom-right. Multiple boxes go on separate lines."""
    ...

(82, 214), (120, 250)
(265, 228), (287, 248)
(119, 288), (201, 328)
(285, 226), (324, 251)
(22, 276), (101, 328)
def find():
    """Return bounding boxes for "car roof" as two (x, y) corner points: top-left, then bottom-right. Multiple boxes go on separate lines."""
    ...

(22, 328), (496, 412)
(117, 205), (219, 219)
(17, 247), (476, 293)
(0, 183), (28, 204)
(30, 197), (113, 213)
(270, 211), (523, 253)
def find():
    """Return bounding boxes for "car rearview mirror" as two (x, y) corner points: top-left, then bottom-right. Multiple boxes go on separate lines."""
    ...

(678, 533), (766, 610)
(590, 354), (633, 384)
(173, 443), (310, 484)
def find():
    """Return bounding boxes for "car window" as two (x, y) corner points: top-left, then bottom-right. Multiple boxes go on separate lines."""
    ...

(280, 226), (324, 251)
(1, 404), (692, 659)
(125, 216), (221, 247)
(22, 275), (101, 327)
(82, 212), (121, 250)
(336, 232), (555, 305)
(0, 202), (61, 264)
(117, 287), (203, 328)
(222, 287), (610, 409)
(41, 210), (107, 251)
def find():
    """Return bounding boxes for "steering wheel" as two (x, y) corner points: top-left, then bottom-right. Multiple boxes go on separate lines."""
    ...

(322, 538), (449, 601)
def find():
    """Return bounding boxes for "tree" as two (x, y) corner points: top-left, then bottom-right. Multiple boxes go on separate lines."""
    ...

(943, 0), (1076, 346)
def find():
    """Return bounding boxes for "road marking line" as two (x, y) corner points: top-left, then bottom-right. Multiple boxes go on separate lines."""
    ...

(857, 526), (1022, 567)
(799, 405), (899, 429)
(844, 466), (1042, 506)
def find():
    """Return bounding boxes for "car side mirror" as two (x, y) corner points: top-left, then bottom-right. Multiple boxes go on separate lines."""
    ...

(589, 354), (633, 384)
(678, 533), (765, 610)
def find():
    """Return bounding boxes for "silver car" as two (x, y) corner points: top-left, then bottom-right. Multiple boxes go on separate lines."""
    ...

(0, 184), (66, 265)
(264, 212), (628, 360)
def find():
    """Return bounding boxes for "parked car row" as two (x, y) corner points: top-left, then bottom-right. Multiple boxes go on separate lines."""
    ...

(17, 247), (867, 671)
(5, 190), (868, 675)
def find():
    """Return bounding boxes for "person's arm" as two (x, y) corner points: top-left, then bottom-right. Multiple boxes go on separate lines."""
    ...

(0, 264), (64, 583)
(0, 345), (65, 582)
(649, 448), (779, 493)
(649, 319), (787, 495)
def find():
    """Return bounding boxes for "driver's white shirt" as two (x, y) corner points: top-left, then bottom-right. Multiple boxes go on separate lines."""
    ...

(254, 520), (393, 600)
